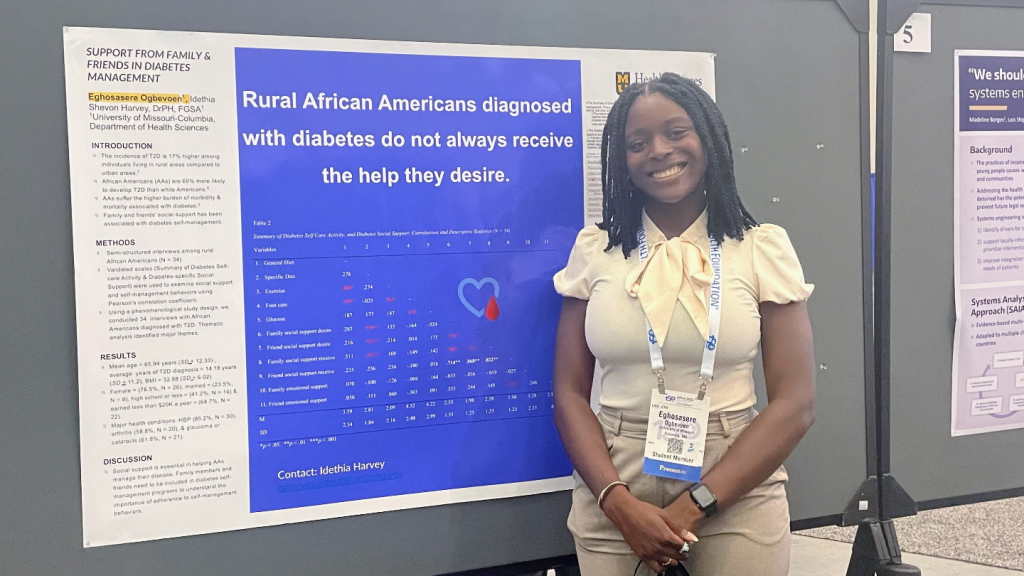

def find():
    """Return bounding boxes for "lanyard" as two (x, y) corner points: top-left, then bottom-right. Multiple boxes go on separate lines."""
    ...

(637, 223), (722, 399)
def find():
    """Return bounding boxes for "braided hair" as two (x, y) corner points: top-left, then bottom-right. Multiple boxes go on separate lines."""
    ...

(598, 72), (757, 257)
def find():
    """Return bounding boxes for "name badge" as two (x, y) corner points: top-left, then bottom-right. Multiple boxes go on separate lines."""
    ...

(643, 390), (710, 482)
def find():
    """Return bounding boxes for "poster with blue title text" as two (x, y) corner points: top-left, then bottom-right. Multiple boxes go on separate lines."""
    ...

(953, 50), (1024, 436)
(63, 26), (714, 546)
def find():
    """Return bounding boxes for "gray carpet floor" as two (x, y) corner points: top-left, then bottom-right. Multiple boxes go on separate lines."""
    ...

(797, 496), (1024, 572)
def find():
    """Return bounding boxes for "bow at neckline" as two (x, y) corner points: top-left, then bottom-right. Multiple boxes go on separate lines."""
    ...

(625, 212), (713, 346)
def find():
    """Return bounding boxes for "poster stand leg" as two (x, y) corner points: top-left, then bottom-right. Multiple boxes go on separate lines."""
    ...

(856, 0), (924, 574)
(843, 476), (920, 576)
(845, 521), (921, 576)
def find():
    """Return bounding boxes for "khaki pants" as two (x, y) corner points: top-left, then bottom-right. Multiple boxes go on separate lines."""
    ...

(568, 407), (791, 576)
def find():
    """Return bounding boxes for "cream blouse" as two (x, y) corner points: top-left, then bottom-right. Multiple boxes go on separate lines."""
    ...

(553, 210), (813, 415)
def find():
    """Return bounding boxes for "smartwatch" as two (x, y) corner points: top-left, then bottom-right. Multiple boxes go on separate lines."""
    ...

(687, 482), (719, 518)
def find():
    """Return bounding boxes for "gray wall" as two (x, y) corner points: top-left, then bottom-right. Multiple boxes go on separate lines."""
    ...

(0, 0), (867, 574)
(889, 2), (1024, 505)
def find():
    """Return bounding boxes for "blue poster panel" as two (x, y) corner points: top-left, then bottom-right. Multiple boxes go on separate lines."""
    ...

(235, 48), (582, 510)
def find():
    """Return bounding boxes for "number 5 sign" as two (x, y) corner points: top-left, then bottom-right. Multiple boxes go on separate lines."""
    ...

(895, 12), (932, 53)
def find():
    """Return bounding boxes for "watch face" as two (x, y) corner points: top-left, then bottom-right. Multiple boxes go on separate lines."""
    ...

(691, 484), (715, 508)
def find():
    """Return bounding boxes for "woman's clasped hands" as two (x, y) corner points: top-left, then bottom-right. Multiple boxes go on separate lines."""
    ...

(600, 486), (700, 574)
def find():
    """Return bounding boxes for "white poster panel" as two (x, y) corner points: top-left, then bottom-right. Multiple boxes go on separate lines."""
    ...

(64, 26), (715, 546)
(953, 50), (1024, 436)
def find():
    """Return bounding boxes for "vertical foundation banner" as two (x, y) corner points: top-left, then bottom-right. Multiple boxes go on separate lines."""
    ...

(953, 50), (1024, 436)
(63, 26), (715, 546)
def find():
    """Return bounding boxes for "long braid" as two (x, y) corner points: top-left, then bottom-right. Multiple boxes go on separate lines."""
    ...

(597, 72), (757, 257)
(598, 85), (645, 256)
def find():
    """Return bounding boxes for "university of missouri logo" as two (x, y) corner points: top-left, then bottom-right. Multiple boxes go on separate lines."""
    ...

(615, 72), (704, 94)
(615, 72), (631, 94)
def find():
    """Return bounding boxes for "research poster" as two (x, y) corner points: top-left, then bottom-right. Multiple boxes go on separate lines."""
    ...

(64, 27), (715, 546)
(953, 50), (1024, 436)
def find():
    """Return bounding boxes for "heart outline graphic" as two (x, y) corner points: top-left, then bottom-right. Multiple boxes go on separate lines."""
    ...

(458, 277), (499, 317)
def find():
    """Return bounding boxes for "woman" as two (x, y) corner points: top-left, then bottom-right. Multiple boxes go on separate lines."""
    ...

(552, 73), (816, 576)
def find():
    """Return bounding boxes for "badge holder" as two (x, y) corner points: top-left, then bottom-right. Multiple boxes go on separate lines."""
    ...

(636, 227), (721, 482)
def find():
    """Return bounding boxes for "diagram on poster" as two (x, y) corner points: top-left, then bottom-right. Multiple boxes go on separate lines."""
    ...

(953, 50), (1024, 436)
(63, 27), (715, 546)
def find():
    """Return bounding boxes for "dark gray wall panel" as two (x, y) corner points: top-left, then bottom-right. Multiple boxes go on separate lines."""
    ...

(890, 2), (1024, 504)
(0, 0), (866, 574)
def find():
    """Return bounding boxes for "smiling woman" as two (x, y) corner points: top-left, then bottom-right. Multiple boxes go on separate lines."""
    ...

(623, 95), (707, 209)
(552, 73), (816, 576)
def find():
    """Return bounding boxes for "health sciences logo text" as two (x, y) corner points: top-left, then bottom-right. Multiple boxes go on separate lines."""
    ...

(615, 72), (705, 94)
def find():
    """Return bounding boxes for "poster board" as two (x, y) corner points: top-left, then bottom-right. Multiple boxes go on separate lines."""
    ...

(889, 1), (1024, 506)
(63, 26), (717, 547)
(951, 49), (1024, 436)
(0, 0), (868, 573)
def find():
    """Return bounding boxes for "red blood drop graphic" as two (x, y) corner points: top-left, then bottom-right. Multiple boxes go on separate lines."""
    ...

(485, 295), (500, 321)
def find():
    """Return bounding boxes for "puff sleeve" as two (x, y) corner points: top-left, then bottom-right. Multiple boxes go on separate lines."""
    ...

(751, 224), (814, 304)
(553, 226), (603, 300)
